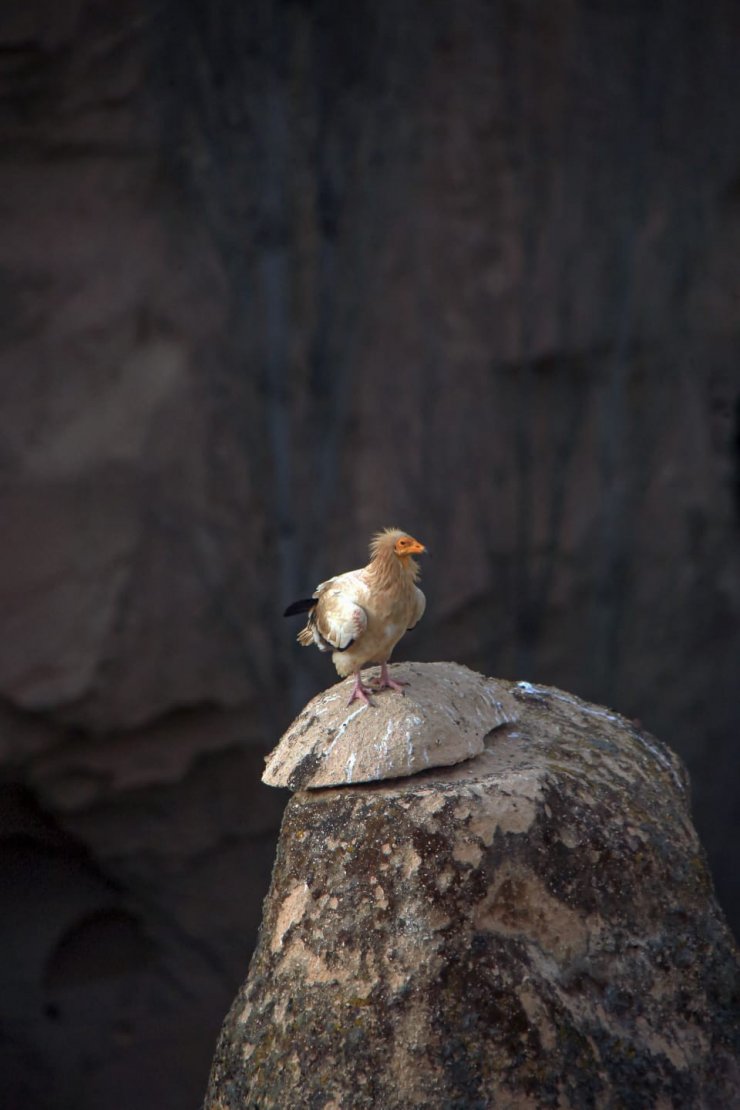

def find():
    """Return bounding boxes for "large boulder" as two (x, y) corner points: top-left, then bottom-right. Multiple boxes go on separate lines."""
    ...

(207, 670), (739, 1109)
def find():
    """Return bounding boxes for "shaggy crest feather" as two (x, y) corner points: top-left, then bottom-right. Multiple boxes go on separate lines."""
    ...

(369, 527), (405, 558)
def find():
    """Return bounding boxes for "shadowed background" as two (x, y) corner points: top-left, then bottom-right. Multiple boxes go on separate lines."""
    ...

(0, 1), (738, 1108)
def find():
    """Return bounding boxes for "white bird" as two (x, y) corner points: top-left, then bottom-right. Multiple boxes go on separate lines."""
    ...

(284, 528), (427, 706)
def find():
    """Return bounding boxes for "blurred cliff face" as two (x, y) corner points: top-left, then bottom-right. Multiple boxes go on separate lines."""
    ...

(0, 1), (738, 1107)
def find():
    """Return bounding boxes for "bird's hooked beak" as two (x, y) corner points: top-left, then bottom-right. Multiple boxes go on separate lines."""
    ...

(391, 533), (429, 560)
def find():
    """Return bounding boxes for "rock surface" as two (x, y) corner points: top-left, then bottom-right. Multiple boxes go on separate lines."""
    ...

(207, 676), (740, 1109)
(262, 662), (519, 789)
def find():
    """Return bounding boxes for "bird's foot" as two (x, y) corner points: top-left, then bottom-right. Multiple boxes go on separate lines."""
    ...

(347, 672), (375, 707)
(368, 663), (408, 694)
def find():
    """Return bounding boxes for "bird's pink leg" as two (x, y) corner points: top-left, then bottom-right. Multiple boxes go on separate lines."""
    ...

(369, 661), (408, 694)
(347, 670), (375, 706)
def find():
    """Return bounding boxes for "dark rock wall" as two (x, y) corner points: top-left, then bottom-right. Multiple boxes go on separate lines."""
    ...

(0, 1), (738, 1107)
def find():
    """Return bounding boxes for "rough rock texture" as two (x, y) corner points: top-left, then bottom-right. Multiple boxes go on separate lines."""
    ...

(263, 663), (518, 789)
(207, 677), (740, 1110)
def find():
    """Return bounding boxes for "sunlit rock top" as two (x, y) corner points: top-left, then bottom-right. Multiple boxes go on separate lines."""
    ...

(262, 662), (519, 790)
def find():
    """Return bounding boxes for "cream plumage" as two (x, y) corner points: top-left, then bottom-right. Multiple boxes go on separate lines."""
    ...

(284, 528), (427, 705)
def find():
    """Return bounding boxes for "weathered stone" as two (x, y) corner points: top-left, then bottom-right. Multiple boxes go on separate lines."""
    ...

(262, 662), (518, 790)
(207, 676), (740, 1109)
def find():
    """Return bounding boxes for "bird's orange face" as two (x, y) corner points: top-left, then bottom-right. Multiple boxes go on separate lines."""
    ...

(394, 534), (426, 558)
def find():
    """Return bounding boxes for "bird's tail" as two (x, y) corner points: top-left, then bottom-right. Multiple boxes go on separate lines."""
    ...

(284, 597), (318, 648)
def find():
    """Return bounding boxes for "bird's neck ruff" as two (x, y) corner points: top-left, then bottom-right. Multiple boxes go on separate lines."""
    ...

(367, 547), (420, 589)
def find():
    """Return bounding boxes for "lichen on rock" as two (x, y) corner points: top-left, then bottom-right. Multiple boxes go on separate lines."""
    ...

(208, 667), (740, 1109)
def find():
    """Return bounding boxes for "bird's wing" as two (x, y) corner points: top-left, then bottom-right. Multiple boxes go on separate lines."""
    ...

(408, 586), (426, 630)
(314, 571), (369, 651)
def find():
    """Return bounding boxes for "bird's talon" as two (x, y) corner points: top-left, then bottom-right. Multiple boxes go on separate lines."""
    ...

(368, 678), (407, 694)
(347, 673), (375, 706)
(369, 663), (409, 694)
(348, 691), (374, 707)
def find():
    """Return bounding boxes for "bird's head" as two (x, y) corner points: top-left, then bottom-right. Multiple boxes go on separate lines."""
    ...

(370, 528), (427, 570)
(393, 534), (427, 559)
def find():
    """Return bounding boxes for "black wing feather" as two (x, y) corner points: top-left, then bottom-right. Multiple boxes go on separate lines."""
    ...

(283, 597), (316, 617)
